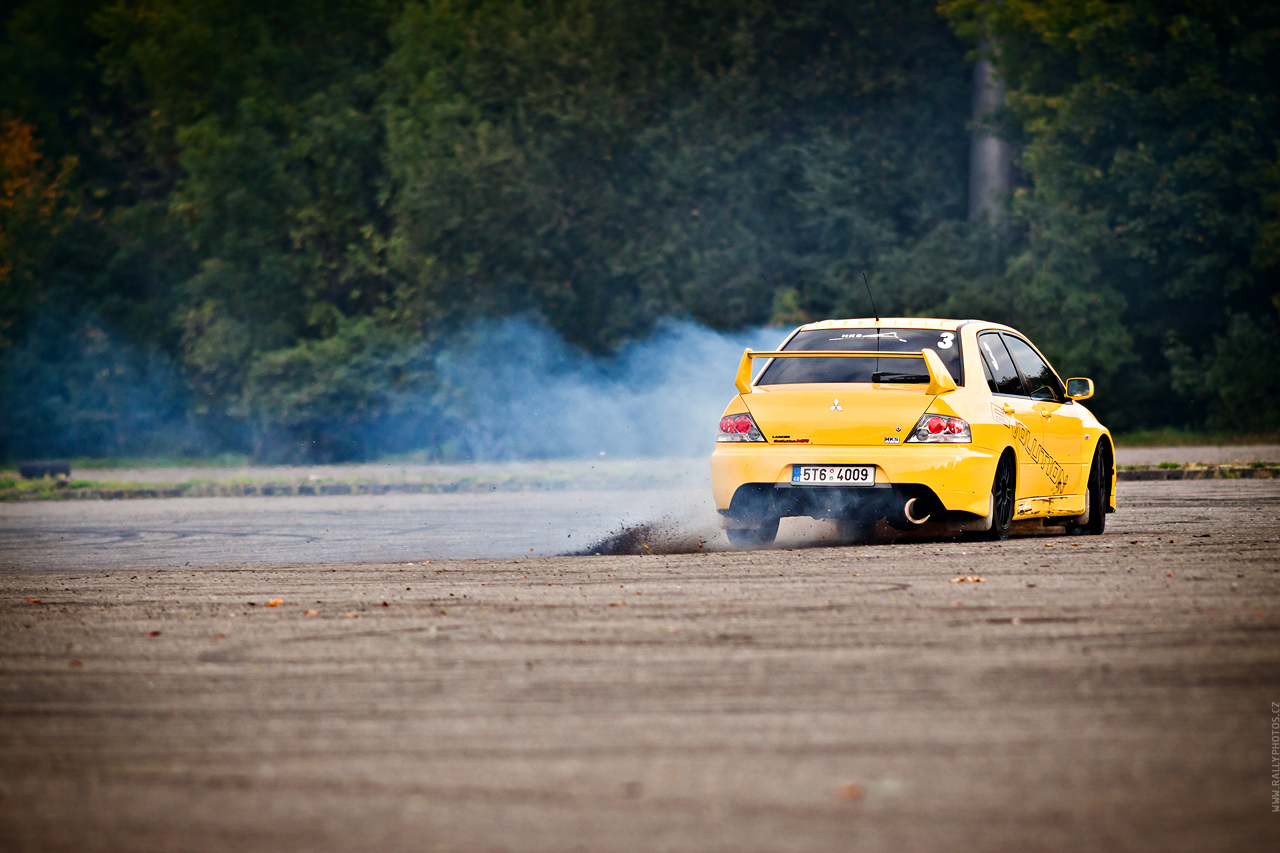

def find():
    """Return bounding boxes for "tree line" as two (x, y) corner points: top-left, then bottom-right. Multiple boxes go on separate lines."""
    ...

(1, 0), (1276, 460)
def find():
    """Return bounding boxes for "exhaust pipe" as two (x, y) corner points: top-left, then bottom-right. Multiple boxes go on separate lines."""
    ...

(903, 497), (930, 525)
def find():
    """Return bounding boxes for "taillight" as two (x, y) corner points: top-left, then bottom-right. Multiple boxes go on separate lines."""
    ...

(906, 413), (971, 443)
(717, 412), (766, 443)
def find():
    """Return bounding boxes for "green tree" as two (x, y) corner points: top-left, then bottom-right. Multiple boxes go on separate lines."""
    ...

(383, 0), (972, 350)
(92, 0), (405, 443)
(941, 0), (1280, 430)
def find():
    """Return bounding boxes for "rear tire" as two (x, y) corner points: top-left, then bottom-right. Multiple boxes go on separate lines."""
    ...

(1069, 444), (1109, 536)
(967, 452), (1015, 542)
(726, 516), (779, 548)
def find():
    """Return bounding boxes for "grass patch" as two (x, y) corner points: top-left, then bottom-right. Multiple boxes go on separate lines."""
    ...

(61, 452), (253, 470)
(0, 472), (216, 501)
(0, 456), (705, 500)
(1113, 427), (1280, 447)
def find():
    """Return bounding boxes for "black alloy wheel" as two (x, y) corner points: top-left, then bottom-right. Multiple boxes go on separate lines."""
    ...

(969, 452), (1015, 541)
(726, 516), (779, 548)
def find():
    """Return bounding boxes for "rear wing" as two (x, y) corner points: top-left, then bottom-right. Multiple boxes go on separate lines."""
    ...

(735, 348), (958, 397)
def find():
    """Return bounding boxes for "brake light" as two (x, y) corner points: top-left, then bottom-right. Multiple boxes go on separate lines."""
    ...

(717, 412), (766, 443)
(906, 413), (971, 443)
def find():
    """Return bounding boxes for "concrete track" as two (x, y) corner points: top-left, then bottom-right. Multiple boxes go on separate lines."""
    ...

(1, 479), (1279, 851)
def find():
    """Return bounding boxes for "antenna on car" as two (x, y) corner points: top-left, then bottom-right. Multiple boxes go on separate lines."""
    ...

(861, 271), (880, 323)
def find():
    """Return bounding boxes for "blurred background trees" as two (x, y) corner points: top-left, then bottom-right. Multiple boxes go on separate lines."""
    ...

(1, 0), (1276, 460)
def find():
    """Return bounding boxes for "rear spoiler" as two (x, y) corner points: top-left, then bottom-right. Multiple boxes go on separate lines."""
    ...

(735, 349), (958, 397)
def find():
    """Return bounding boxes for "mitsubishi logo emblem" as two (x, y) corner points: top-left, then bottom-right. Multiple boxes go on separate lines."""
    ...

(829, 398), (843, 411)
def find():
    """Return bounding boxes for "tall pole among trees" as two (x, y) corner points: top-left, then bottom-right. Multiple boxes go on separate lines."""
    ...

(968, 54), (1012, 221)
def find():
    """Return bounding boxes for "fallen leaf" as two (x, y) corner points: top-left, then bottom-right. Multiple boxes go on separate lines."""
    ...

(381, 601), (389, 607)
(609, 601), (626, 607)
(266, 598), (283, 607)
(69, 660), (83, 668)
(438, 609), (449, 616)
(344, 613), (359, 619)
(1166, 572), (1173, 577)
(147, 631), (161, 637)
(837, 782), (865, 802)
(303, 610), (320, 616)
(949, 576), (985, 583)
(213, 633), (227, 640)
(1044, 543), (1054, 548)
(26, 598), (41, 604)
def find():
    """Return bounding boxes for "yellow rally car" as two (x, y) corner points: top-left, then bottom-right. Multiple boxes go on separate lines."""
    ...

(711, 318), (1115, 547)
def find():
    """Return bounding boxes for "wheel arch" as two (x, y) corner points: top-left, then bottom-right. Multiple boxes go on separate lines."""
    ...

(998, 444), (1018, 481)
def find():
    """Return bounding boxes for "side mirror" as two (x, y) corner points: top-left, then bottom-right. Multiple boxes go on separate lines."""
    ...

(1066, 377), (1094, 400)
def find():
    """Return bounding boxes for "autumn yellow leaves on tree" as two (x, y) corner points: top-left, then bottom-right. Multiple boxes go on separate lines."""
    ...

(0, 116), (81, 347)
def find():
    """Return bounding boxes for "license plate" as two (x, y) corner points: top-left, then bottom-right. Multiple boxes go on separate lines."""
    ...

(791, 465), (875, 486)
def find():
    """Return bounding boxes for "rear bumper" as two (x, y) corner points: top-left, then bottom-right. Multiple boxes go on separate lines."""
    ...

(710, 442), (999, 520)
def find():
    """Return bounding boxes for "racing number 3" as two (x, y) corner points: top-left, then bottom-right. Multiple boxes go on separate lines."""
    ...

(937, 332), (954, 349)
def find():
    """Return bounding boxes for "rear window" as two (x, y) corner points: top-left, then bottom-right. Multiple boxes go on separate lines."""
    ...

(757, 328), (964, 386)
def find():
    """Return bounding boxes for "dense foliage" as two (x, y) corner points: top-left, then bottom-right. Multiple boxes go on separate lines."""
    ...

(941, 0), (1280, 430)
(1, 0), (1276, 459)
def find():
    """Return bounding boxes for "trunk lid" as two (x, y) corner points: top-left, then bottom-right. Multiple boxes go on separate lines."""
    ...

(743, 384), (934, 446)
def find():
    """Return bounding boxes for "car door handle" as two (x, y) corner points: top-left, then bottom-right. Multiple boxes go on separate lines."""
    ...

(1002, 404), (1016, 415)
(1040, 410), (1052, 419)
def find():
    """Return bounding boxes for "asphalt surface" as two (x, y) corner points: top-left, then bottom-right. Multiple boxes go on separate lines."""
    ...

(0, 489), (711, 569)
(1112, 444), (1280, 466)
(1, 479), (1279, 851)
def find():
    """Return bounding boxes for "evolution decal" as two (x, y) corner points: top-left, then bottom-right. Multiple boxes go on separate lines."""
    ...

(1009, 419), (1069, 495)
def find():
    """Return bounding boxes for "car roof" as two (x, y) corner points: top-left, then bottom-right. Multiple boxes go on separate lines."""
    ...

(798, 318), (973, 332)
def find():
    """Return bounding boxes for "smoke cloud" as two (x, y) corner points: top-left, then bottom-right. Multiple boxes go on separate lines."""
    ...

(428, 317), (784, 460)
(2, 312), (786, 463)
